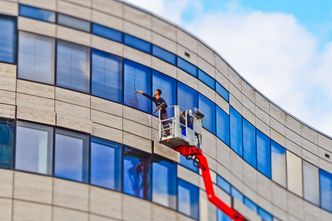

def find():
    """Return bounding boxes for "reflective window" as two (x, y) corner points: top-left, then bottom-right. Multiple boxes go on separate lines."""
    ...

(243, 119), (256, 167)
(258, 208), (273, 221)
(152, 45), (176, 65)
(124, 60), (152, 113)
(92, 23), (123, 43)
(152, 159), (177, 209)
(231, 187), (244, 202)
(57, 41), (90, 93)
(15, 122), (53, 174)
(230, 107), (242, 156)
(19, 4), (55, 22)
(177, 57), (197, 77)
(256, 130), (271, 178)
(217, 175), (231, 194)
(58, 14), (90, 32)
(198, 69), (215, 89)
(177, 82), (197, 112)
(178, 179), (199, 219)
(123, 147), (151, 200)
(124, 34), (151, 53)
(92, 49), (122, 102)
(216, 106), (230, 145)
(180, 155), (199, 173)
(244, 198), (258, 213)
(91, 137), (122, 191)
(0, 15), (16, 63)
(198, 94), (216, 133)
(271, 141), (286, 187)
(152, 70), (176, 116)
(18, 32), (55, 84)
(286, 151), (303, 196)
(55, 129), (89, 182)
(319, 169), (332, 212)
(303, 161), (319, 205)
(217, 210), (231, 221)
(0, 119), (14, 169)
(216, 82), (229, 102)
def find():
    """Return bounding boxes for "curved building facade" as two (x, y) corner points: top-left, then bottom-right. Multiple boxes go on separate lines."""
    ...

(0, 0), (331, 221)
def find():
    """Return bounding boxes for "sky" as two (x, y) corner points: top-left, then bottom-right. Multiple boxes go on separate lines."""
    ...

(122, 0), (332, 137)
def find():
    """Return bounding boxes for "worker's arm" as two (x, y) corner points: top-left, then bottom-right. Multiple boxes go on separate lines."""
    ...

(136, 90), (155, 101)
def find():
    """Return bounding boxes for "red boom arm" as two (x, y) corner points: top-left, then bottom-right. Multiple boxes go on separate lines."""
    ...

(174, 145), (246, 221)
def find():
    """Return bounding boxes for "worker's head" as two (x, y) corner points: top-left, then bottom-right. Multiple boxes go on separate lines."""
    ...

(154, 89), (162, 97)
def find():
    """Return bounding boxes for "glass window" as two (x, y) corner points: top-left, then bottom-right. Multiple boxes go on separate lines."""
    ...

(152, 159), (177, 209)
(90, 137), (122, 191)
(152, 45), (176, 65)
(178, 179), (199, 219)
(92, 49), (122, 102)
(256, 130), (271, 178)
(15, 122), (53, 174)
(243, 119), (256, 167)
(177, 82), (197, 112)
(180, 155), (199, 173)
(0, 15), (16, 63)
(319, 169), (332, 212)
(18, 32), (55, 84)
(231, 187), (244, 202)
(56, 41), (90, 93)
(198, 69), (215, 89)
(54, 129), (89, 182)
(303, 161), (319, 205)
(177, 57), (197, 77)
(92, 23), (123, 43)
(124, 34), (151, 53)
(0, 119), (14, 169)
(216, 82), (229, 102)
(152, 70), (176, 116)
(258, 208), (273, 221)
(230, 107), (242, 156)
(216, 106), (230, 145)
(198, 94), (216, 133)
(217, 210), (231, 221)
(286, 151), (303, 196)
(58, 14), (90, 32)
(123, 146), (151, 200)
(124, 60), (152, 113)
(19, 4), (55, 22)
(244, 197), (258, 213)
(271, 141), (286, 187)
(217, 175), (231, 194)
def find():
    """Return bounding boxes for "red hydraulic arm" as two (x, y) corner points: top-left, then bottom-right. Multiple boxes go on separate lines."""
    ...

(174, 145), (246, 221)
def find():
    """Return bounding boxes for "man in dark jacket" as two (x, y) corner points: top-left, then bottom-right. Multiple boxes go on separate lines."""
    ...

(136, 89), (170, 135)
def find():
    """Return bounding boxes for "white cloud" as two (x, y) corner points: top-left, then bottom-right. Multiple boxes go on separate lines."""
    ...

(120, 0), (332, 136)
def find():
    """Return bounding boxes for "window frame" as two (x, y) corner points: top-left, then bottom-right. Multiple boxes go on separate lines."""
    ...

(0, 15), (17, 64)
(19, 4), (56, 23)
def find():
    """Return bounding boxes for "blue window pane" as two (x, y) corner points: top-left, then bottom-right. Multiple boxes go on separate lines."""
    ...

(123, 147), (151, 200)
(244, 198), (258, 213)
(320, 169), (332, 212)
(198, 69), (215, 89)
(124, 34), (151, 53)
(180, 155), (199, 173)
(152, 45), (176, 65)
(243, 119), (256, 167)
(56, 41), (90, 93)
(92, 23), (123, 43)
(91, 137), (122, 191)
(55, 130), (89, 182)
(258, 208), (273, 221)
(152, 70), (176, 116)
(124, 60), (152, 113)
(216, 175), (231, 194)
(177, 57), (197, 77)
(177, 82), (197, 112)
(217, 210), (232, 221)
(198, 94), (216, 134)
(152, 159), (177, 209)
(216, 106), (230, 145)
(256, 130), (271, 178)
(0, 15), (16, 63)
(216, 82), (229, 102)
(231, 187), (244, 202)
(0, 119), (14, 169)
(92, 49), (122, 103)
(19, 5), (55, 22)
(230, 107), (243, 156)
(178, 179), (199, 219)
(58, 14), (90, 32)
(271, 141), (286, 187)
(303, 161), (320, 205)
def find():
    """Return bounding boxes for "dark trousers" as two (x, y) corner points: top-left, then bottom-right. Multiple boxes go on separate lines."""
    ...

(161, 111), (170, 135)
